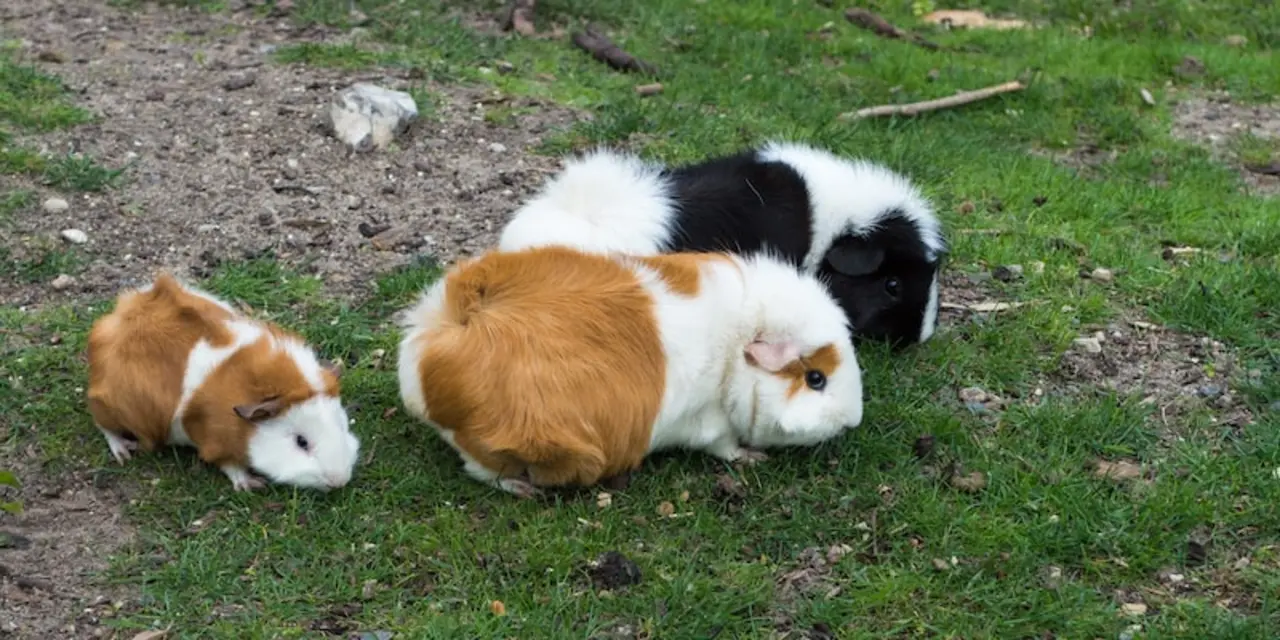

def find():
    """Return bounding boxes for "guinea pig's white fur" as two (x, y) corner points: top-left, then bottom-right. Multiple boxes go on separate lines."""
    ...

(86, 274), (360, 492)
(496, 140), (945, 346)
(396, 245), (862, 497)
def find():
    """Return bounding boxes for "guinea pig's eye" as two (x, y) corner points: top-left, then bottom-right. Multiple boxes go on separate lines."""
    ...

(884, 277), (901, 298)
(804, 369), (827, 391)
(295, 434), (310, 451)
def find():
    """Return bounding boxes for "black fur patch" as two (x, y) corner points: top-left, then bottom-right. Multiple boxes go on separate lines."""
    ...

(658, 151), (814, 263)
(818, 211), (938, 348)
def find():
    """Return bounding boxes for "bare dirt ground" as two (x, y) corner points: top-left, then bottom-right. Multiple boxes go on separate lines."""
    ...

(0, 0), (579, 308)
(1170, 90), (1279, 197)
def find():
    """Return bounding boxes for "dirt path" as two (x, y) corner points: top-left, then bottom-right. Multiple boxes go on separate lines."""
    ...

(0, 0), (578, 308)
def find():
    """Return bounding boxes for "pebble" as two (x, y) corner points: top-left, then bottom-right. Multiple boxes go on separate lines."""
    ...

(51, 274), (76, 290)
(958, 387), (988, 403)
(196, 224), (219, 233)
(43, 197), (69, 213)
(1089, 267), (1114, 283)
(1072, 337), (1103, 354)
(488, 142), (508, 153)
(60, 228), (88, 244)
(1197, 384), (1222, 398)
(345, 195), (363, 210)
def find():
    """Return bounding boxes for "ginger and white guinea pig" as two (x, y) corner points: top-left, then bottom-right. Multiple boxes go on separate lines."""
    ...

(496, 140), (947, 349)
(85, 273), (360, 492)
(396, 244), (863, 497)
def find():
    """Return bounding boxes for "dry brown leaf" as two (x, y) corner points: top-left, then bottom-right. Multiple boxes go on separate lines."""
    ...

(490, 600), (507, 616)
(949, 471), (988, 493)
(656, 501), (675, 517)
(1121, 602), (1148, 616)
(596, 492), (612, 509)
(1095, 459), (1143, 481)
(939, 301), (1028, 313)
(922, 10), (1028, 30)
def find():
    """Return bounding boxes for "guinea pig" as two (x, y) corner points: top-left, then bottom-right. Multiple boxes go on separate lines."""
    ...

(496, 140), (947, 349)
(85, 273), (360, 492)
(395, 244), (863, 497)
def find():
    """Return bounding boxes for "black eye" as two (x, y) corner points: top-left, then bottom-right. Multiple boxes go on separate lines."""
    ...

(884, 277), (901, 297)
(295, 435), (310, 450)
(804, 369), (827, 391)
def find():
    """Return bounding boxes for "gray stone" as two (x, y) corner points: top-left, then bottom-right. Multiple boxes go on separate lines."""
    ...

(43, 197), (69, 213)
(328, 83), (419, 152)
(60, 228), (88, 244)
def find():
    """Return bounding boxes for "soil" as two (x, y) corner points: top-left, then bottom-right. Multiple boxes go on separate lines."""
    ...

(0, 0), (579, 308)
(0, 445), (136, 640)
(1170, 91), (1280, 197)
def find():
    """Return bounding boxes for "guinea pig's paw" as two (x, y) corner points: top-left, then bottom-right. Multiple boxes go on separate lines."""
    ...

(735, 448), (770, 464)
(498, 477), (542, 499)
(222, 465), (268, 492)
(97, 426), (138, 465)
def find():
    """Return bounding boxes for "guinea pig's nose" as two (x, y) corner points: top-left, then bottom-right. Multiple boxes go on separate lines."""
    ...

(324, 472), (349, 488)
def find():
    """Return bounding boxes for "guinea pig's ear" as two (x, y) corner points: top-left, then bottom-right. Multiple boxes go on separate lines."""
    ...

(234, 396), (284, 422)
(744, 337), (801, 373)
(825, 239), (885, 277)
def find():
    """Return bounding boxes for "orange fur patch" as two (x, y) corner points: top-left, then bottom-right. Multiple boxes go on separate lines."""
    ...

(766, 344), (842, 398)
(181, 329), (324, 467)
(86, 273), (328, 467)
(413, 246), (667, 488)
(635, 252), (732, 296)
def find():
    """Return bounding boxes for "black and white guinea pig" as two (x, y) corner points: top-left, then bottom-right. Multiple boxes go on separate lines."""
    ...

(497, 141), (947, 348)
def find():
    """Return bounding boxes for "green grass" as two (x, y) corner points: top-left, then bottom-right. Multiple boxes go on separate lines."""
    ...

(0, 47), (123, 192)
(3, 0), (1280, 637)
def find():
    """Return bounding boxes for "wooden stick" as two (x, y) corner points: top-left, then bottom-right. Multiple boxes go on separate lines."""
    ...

(501, 0), (536, 36)
(842, 81), (1025, 119)
(845, 8), (940, 51)
(571, 26), (659, 76)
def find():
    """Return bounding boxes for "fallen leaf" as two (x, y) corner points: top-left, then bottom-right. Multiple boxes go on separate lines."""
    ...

(949, 471), (988, 493)
(656, 501), (675, 517)
(1088, 267), (1114, 283)
(939, 301), (1029, 313)
(1094, 459), (1143, 481)
(131, 631), (170, 640)
(957, 200), (975, 214)
(596, 492), (612, 508)
(635, 82), (664, 96)
(921, 9), (1027, 30)
(1121, 602), (1148, 616)
(1140, 88), (1155, 105)
(931, 557), (950, 571)
(490, 600), (506, 616)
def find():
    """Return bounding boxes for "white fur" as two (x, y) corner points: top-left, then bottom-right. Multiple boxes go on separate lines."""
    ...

(630, 252), (864, 456)
(157, 283), (359, 492)
(920, 273), (940, 343)
(497, 148), (674, 254)
(755, 140), (945, 269)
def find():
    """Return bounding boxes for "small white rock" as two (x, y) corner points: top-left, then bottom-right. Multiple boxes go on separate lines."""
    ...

(328, 83), (419, 152)
(488, 142), (508, 153)
(43, 197), (70, 213)
(1089, 267), (1114, 283)
(1121, 602), (1148, 617)
(60, 229), (88, 244)
(1073, 337), (1103, 354)
(196, 224), (219, 233)
(50, 274), (76, 290)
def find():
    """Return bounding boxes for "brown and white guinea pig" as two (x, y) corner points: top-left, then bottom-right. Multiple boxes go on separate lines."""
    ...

(85, 273), (360, 492)
(496, 140), (947, 349)
(395, 245), (864, 497)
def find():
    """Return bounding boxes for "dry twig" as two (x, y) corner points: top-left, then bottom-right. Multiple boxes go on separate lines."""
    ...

(571, 26), (658, 76)
(844, 8), (940, 51)
(501, 0), (537, 35)
(842, 81), (1025, 119)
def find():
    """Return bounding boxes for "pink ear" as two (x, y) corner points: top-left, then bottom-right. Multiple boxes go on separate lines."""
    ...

(744, 338), (801, 372)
